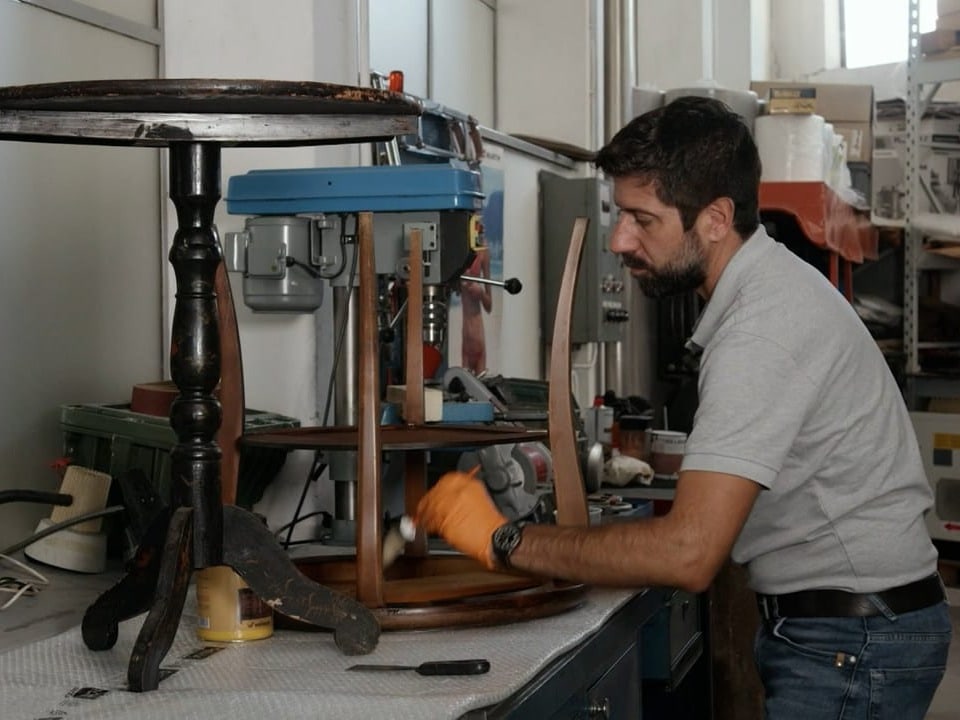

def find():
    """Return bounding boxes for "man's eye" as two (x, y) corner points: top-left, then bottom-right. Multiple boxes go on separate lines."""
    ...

(615, 210), (650, 228)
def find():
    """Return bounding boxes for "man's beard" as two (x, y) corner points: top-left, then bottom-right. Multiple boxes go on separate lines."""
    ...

(631, 228), (707, 298)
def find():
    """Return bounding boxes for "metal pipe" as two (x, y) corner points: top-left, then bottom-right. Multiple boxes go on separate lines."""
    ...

(603, 0), (622, 142)
(331, 286), (359, 529)
(620, 0), (637, 123)
(603, 0), (635, 394)
(333, 286), (360, 426)
(701, 0), (715, 82)
(604, 339), (625, 396)
(604, 0), (637, 138)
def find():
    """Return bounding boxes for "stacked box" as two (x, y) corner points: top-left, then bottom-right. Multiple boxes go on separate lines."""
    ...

(61, 403), (300, 509)
(750, 81), (874, 163)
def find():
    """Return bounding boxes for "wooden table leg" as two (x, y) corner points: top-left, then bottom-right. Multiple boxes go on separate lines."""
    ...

(356, 212), (386, 606)
(402, 227), (429, 557)
(223, 505), (380, 654)
(128, 507), (194, 692)
(81, 507), (171, 651)
(550, 217), (590, 527)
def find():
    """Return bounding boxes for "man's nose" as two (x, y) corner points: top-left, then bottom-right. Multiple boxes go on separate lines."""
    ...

(608, 216), (632, 254)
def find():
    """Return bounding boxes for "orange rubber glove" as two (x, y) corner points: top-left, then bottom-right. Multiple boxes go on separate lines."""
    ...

(414, 468), (508, 571)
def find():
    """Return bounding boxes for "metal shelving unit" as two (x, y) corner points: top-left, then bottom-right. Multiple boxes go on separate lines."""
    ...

(904, 0), (960, 406)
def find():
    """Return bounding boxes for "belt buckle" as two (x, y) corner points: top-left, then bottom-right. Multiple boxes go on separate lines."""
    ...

(759, 595), (779, 621)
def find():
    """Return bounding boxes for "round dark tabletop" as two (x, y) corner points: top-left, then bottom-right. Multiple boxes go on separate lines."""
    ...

(0, 78), (422, 147)
(0, 79), (422, 115)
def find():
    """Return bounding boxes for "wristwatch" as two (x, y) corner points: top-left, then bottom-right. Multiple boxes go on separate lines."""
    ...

(491, 521), (525, 569)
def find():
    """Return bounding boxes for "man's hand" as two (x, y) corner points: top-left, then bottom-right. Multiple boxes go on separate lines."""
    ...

(414, 468), (507, 570)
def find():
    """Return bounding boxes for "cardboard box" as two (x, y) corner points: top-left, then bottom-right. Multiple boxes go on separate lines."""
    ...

(940, 0), (960, 17)
(937, 10), (960, 31)
(751, 81), (874, 162)
(767, 86), (817, 114)
(921, 28), (960, 54)
(751, 81), (873, 122)
(835, 121), (872, 163)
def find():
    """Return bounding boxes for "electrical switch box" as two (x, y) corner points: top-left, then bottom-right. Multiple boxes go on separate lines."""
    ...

(539, 172), (627, 344)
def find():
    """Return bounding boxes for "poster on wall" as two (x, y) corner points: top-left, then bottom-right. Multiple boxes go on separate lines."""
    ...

(447, 165), (504, 377)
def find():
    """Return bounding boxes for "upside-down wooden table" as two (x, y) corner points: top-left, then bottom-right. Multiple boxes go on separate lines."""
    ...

(0, 79), (592, 694)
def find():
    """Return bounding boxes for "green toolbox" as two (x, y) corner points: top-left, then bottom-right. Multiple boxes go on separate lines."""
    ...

(60, 403), (300, 509)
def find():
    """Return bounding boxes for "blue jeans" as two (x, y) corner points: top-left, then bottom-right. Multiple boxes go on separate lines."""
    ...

(754, 601), (952, 720)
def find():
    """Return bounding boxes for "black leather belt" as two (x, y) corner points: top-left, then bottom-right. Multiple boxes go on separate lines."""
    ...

(756, 574), (945, 621)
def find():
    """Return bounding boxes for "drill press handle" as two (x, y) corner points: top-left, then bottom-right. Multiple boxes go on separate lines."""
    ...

(460, 274), (522, 295)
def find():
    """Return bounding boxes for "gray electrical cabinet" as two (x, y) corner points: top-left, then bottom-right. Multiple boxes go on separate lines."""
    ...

(539, 171), (627, 344)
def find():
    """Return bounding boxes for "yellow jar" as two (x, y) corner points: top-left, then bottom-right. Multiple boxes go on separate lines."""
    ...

(195, 565), (274, 642)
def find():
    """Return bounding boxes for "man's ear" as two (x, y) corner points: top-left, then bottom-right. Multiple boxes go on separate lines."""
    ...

(698, 197), (735, 242)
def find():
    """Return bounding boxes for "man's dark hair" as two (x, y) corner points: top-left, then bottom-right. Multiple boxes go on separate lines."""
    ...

(595, 96), (761, 237)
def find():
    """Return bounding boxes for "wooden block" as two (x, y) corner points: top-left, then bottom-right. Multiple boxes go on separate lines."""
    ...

(385, 385), (443, 422)
(925, 244), (960, 259)
(49, 465), (112, 533)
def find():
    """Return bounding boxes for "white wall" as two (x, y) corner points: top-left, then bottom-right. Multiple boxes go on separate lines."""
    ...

(767, 0), (842, 80)
(0, 2), (162, 548)
(431, 0), (496, 124)
(369, 0), (495, 124)
(636, 0), (755, 92)
(81, 0), (156, 25)
(369, 0), (429, 96)
(476, 142), (587, 380)
(496, 0), (602, 148)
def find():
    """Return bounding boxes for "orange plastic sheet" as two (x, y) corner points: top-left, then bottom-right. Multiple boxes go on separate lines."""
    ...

(759, 182), (878, 264)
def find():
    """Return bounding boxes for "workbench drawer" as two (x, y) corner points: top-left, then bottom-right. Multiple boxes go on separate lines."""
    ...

(640, 589), (703, 689)
(548, 643), (641, 720)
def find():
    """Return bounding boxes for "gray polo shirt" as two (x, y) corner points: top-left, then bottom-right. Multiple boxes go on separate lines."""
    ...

(682, 226), (937, 595)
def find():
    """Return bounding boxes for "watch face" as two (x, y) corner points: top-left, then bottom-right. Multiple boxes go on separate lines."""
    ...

(492, 522), (522, 566)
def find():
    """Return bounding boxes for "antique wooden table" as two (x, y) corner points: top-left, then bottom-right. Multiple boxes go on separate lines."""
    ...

(0, 78), (422, 691)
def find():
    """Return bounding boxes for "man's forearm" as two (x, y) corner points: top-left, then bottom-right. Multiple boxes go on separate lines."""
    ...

(509, 517), (711, 593)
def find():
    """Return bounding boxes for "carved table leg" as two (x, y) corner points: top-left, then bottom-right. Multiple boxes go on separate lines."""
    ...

(81, 507), (171, 651)
(223, 505), (380, 654)
(128, 507), (194, 692)
(167, 141), (224, 569)
(83, 140), (379, 691)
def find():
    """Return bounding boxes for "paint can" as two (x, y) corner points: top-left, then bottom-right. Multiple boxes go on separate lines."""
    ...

(647, 430), (687, 479)
(196, 565), (274, 642)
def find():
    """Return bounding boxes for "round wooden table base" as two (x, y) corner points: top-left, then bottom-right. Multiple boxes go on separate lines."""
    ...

(281, 554), (589, 631)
